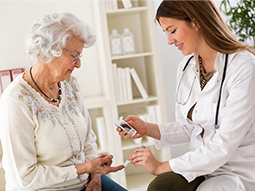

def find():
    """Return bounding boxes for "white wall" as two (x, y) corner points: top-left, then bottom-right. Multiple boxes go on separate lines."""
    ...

(0, 1), (105, 98)
(0, 0), (248, 158)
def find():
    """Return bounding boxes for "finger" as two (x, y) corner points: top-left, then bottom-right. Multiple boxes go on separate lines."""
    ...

(119, 129), (128, 136)
(100, 155), (113, 165)
(99, 154), (107, 158)
(104, 158), (113, 166)
(123, 132), (133, 139)
(125, 115), (132, 121)
(109, 165), (125, 172)
(116, 127), (122, 132)
(132, 133), (141, 139)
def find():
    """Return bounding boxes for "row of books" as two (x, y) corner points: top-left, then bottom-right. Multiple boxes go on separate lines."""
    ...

(105, 0), (132, 11)
(95, 104), (161, 150)
(0, 68), (24, 95)
(112, 63), (149, 103)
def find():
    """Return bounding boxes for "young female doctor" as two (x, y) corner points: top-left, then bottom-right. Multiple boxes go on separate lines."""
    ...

(117, 1), (255, 191)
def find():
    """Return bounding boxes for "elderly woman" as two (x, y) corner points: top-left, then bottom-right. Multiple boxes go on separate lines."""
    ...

(0, 12), (126, 191)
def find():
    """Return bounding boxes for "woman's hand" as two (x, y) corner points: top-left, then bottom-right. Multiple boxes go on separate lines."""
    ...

(86, 173), (101, 191)
(116, 115), (161, 140)
(128, 147), (172, 175)
(75, 154), (124, 175)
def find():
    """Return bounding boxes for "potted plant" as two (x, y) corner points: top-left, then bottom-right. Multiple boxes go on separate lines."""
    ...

(220, 0), (255, 47)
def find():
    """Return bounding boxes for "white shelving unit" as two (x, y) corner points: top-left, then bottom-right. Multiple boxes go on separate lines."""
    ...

(0, 1), (171, 190)
(87, 1), (171, 190)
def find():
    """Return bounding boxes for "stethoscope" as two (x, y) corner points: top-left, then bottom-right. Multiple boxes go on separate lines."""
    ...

(176, 54), (229, 131)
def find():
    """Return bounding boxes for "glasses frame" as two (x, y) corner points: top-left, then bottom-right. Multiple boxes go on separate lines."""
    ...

(63, 48), (83, 63)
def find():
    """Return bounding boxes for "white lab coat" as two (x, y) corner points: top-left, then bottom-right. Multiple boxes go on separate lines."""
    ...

(155, 51), (255, 191)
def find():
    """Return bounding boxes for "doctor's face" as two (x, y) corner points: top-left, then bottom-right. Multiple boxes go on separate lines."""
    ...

(159, 17), (202, 56)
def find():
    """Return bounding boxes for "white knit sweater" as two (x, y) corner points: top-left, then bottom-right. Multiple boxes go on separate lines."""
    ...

(0, 74), (97, 191)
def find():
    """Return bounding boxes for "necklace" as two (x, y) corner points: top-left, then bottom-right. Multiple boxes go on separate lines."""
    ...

(29, 67), (62, 102)
(199, 56), (215, 90)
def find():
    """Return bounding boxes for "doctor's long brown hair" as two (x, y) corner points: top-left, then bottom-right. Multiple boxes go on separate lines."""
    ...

(156, 0), (255, 55)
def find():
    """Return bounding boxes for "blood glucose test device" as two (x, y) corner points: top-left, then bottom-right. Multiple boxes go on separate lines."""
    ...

(115, 116), (137, 138)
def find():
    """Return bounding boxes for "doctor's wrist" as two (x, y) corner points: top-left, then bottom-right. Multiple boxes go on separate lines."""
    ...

(145, 122), (161, 140)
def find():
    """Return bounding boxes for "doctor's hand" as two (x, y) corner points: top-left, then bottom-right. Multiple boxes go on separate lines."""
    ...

(128, 147), (172, 175)
(116, 115), (161, 140)
(116, 115), (147, 139)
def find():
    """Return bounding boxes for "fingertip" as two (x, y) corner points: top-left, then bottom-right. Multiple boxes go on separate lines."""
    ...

(108, 154), (113, 159)
(133, 134), (140, 139)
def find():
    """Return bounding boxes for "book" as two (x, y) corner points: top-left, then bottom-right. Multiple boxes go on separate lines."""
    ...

(147, 105), (157, 123)
(112, 0), (118, 10)
(125, 67), (133, 101)
(121, 68), (128, 102)
(117, 67), (124, 102)
(0, 70), (12, 93)
(112, 63), (120, 102)
(95, 116), (108, 151)
(130, 68), (149, 99)
(121, 0), (132, 9)
(104, 0), (113, 11)
(11, 68), (24, 81)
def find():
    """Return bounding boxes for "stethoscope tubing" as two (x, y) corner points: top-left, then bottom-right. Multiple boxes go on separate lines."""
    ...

(176, 54), (229, 130)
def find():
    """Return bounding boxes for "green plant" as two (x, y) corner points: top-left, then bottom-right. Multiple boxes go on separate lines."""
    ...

(220, 0), (255, 43)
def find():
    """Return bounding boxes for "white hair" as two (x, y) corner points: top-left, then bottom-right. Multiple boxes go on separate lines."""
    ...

(25, 12), (96, 63)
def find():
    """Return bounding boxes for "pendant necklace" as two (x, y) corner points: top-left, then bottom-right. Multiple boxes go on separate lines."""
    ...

(29, 67), (62, 102)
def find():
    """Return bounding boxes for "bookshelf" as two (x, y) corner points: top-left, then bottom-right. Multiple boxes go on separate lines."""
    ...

(0, 1), (171, 190)
(89, 0), (171, 190)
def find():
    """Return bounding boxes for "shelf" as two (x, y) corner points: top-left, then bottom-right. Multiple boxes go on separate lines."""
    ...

(106, 7), (148, 16)
(121, 138), (154, 151)
(127, 172), (155, 191)
(117, 96), (158, 106)
(111, 52), (153, 61)
(84, 96), (111, 109)
(97, 148), (109, 154)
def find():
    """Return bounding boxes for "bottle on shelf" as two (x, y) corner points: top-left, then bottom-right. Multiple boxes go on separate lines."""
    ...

(121, 28), (135, 55)
(110, 29), (122, 56)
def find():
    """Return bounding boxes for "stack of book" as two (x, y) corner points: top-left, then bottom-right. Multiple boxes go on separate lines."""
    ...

(112, 63), (148, 103)
(105, 0), (132, 11)
(0, 68), (24, 95)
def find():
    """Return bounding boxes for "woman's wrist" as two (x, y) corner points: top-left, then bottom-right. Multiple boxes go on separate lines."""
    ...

(75, 162), (91, 175)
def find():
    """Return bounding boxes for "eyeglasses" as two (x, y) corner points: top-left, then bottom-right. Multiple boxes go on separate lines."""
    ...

(63, 48), (82, 63)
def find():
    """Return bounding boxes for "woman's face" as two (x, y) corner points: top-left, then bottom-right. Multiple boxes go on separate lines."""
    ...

(51, 37), (84, 81)
(159, 17), (202, 56)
